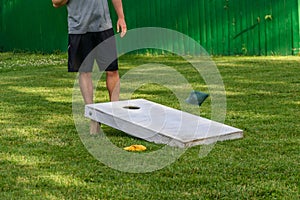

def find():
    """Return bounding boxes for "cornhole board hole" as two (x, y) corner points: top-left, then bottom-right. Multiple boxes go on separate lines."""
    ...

(85, 99), (243, 148)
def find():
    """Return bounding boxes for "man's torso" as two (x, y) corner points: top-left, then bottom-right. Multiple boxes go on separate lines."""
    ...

(67, 0), (113, 34)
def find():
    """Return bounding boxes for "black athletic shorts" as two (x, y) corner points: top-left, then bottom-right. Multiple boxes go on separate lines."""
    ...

(68, 28), (118, 72)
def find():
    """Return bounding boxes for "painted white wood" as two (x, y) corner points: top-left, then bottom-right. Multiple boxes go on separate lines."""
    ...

(85, 99), (243, 148)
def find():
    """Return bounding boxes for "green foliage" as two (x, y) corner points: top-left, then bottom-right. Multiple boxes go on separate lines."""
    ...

(0, 53), (299, 199)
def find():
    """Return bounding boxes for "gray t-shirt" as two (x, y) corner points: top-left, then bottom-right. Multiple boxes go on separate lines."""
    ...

(67, 0), (113, 34)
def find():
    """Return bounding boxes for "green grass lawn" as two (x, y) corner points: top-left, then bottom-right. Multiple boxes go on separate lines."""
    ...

(0, 52), (299, 199)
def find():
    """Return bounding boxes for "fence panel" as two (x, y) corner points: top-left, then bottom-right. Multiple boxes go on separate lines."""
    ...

(0, 0), (67, 52)
(0, 0), (299, 55)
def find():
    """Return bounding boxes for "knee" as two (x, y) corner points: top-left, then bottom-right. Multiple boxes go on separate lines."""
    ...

(106, 70), (119, 78)
(79, 72), (92, 79)
(80, 72), (91, 76)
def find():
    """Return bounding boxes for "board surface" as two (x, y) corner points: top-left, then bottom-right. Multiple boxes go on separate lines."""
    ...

(85, 99), (243, 147)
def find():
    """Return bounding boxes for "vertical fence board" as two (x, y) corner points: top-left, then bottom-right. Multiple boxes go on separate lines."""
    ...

(245, 0), (253, 55)
(229, 0), (236, 54)
(205, 0), (212, 54)
(292, 0), (300, 54)
(199, 0), (206, 50)
(265, 0), (273, 55)
(235, 0), (242, 54)
(191, 1), (197, 53)
(299, 0), (300, 54)
(209, 0), (216, 55)
(224, 0), (230, 55)
(216, 0), (223, 55)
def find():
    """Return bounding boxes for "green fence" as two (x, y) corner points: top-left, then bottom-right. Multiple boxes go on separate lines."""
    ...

(0, 0), (299, 55)
(0, 0), (67, 53)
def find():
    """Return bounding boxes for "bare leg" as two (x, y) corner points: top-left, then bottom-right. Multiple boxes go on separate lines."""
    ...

(106, 70), (120, 101)
(79, 70), (119, 134)
(79, 72), (100, 134)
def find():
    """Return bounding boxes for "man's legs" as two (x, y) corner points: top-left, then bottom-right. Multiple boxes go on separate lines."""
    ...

(106, 70), (120, 101)
(79, 71), (120, 102)
(79, 72), (100, 134)
(79, 72), (93, 104)
(79, 70), (120, 134)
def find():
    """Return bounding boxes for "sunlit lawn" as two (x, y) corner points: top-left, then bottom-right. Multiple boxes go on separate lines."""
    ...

(0, 52), (299, 199)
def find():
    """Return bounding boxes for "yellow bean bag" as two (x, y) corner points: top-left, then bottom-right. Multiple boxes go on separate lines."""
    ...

(123, 144), (147, 151)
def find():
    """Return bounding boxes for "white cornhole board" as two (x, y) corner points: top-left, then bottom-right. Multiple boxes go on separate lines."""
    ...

(85, 99), (243, 148)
